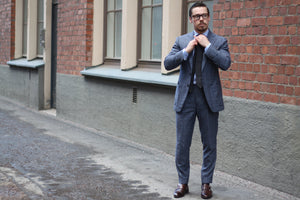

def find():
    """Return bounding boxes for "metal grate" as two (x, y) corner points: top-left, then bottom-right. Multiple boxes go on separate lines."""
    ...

(132, 87), (137, 103)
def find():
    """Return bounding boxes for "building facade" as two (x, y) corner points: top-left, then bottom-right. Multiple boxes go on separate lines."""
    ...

(0, 0), (299, 197)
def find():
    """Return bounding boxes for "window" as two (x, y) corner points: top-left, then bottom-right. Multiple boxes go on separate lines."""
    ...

(185, 0), (214, 33)
(106, 0), (122, 59)
(18, 0), (44, 59)
(140, 0), (162, 61)
(22, 0), (28, 56)
(37, 0), (44, 57)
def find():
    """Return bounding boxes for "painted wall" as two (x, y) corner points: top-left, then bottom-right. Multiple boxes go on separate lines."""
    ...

(56, 74), (300, 197)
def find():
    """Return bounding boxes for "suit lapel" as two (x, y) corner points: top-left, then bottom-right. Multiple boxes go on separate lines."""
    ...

(202, 30), (215, 71)
(185, 32), (194, 72)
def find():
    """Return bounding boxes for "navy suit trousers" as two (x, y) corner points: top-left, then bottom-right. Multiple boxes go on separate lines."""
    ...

(175, 85), (219, 184)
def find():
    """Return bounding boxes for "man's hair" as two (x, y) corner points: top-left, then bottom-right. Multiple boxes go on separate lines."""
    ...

(189, 1), (210, 17)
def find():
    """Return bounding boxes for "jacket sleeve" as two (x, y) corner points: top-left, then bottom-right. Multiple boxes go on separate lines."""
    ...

(164, 37), (185, 71)
(205, 38), (231, 71)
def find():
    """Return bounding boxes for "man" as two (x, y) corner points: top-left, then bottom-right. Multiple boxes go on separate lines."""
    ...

(164, 1), (231, 199)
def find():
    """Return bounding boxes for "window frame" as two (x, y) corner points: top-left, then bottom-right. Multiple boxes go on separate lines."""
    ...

(104, 0), (122, 63)
(37, 0), (45, 58)
(137, 0), (163, 69)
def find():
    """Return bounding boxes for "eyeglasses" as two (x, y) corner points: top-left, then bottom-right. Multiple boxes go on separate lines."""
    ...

(192, 13), (209, 21)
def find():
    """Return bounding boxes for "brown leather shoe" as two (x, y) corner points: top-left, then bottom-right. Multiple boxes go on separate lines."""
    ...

(173, 184), (189, 198)
(201, 183), (212, 199)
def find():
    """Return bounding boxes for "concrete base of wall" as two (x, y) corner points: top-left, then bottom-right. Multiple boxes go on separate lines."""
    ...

(4, 72), (298, 197)
(0, 65), (44, 110)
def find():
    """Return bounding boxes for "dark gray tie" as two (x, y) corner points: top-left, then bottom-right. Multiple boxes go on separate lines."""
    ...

(194, 44), (203, 88)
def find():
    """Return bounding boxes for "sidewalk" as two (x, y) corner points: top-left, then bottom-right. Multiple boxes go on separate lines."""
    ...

(0, 96), (299, 200)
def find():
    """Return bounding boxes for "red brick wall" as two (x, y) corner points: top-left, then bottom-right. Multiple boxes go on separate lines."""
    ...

(57, 0), (93, 75)
(214, 0), (300, 106)
(0, 0), (15, 64)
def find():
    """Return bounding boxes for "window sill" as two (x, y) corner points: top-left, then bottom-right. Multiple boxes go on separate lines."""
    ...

(81, 66), (178, 87)
(7, 58), (44, 69)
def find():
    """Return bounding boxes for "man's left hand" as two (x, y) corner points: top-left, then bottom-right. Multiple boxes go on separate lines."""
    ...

(194, 35), (210, 48)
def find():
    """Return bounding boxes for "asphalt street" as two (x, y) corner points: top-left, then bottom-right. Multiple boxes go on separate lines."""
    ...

(0, 96), (299, 200)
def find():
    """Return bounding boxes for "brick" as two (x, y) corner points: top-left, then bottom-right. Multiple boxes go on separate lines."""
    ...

(229, 36), (242, 44)
(278, 46), (287, 54)
(268, 26), (278, 34)
(261, 46), (268, 54)
(248, 92), (263, 101)
(291, 36), (300, 45)
(257, 74), (272, 82)
(281, 56), (299, 65)
(264, 94), (279, 103)
(288, 26), (297, 35)
(261, 65), (269, 73)
(253, 83), (261, 91)
(277, 85), (285, 94)
(257, 36), (273, 45)
(267, 16), (284, 26)
(221, 80), (231, 88)
(248, 55), (263, 63)
(284, 16), (299, 25)
(285, 66), (295, 75)
(214, 20), (223, 28)
(277, 66), (286, 74)
(243, 36), (256, 44)
(232, 27), (238, 35)
(223, 88), (234, 96)
(262, 8), (271, 16)
(265, 56), (281, 64)
(234, 90), (248, 99)
(224, 19), (236, 27)
(253, 64), (261, 72)
(296, 67), (300, 76)
(287, 46), (300, 55)
(242, 72), (256, 81)
(295, 87), (300, 96)
(245, 1), (258, 8)
(285, 86), (294, 95)
(277, 0), (294, 5)
(213, 4), (223, 11)
(274, 36), (290, 44)
(263, 0), (276, 7)
(237, 18), (251, 27)
(231, 2), (243, 10)
(288, 6), (297, 15)
(246, 9), (255, 17)
(289, 77), (297, 85)
(233, 10), (240, 18)
(245, 82), (253, 90)
(279, 7), (288, 15)
(252, 18), (266, 26)
(280, 96), (296, 105)
(278, 26), (287, 35)
(231, 81), (239, 89)
(236, 54), (248, 62)
(273, 75), (289, 84)
(238, 81), (246, 89)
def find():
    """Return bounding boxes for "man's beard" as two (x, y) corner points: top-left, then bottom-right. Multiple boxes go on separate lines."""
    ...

(196, 23), (208, 33)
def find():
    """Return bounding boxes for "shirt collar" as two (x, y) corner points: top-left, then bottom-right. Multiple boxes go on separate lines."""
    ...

(193, 29), (209, 37)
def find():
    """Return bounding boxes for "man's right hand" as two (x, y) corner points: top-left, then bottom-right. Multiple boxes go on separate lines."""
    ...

(185, 39), (198, 54)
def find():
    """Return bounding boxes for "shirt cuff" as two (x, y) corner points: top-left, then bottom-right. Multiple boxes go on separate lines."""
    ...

(182, 48), (189, 60)
(204, 43), (211, 52)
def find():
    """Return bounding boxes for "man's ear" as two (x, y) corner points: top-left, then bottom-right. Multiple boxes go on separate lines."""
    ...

(189, 17), (193, 23)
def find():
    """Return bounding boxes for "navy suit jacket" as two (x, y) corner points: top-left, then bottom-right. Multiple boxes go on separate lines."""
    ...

(164, 30), (231, 113)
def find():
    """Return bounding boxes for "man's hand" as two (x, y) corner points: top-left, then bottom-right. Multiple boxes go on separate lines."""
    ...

(185, 39), (198, 54)
(194, 35), (210, 48)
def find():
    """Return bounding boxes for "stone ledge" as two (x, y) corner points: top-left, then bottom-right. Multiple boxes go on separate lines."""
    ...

(81, 66), (178, 87)
(7, 58), (44, 69)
